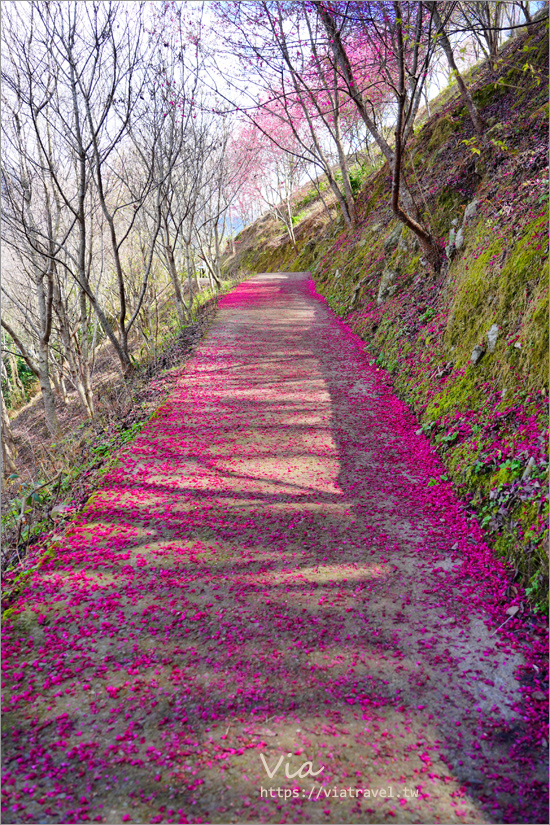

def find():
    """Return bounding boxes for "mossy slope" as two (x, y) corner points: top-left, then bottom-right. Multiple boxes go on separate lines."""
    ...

(225, 25), (549, 611)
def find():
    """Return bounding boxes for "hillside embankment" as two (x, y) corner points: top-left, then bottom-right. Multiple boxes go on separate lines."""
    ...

(225, 25), (549, 613)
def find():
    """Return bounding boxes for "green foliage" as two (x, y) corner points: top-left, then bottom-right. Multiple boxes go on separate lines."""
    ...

(348, 164), (366, 197)
(1, 473), (68, 558)
(333, 162), (369, 200)
(1, 355), (37, 409)
(291, 209), (307, 226)
(293, 178), (328, 211)
(91, 421), (143, 457)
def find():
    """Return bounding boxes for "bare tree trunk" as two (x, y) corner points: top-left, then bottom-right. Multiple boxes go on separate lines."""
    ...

(193, 254), (201, 294)
(314, 1), (425, 226)
(79, 287), (95, 418)
(163, 223), (188, 324)
(36, 273), (61, 437)
(314, 2), (394, 166)
(52, 281), (94, 418)
(36, 341), (61, 437)
(214, 223), (223, 288)
(4, 349), (25, 405)
(393, 2), (442, 273)
(228, 209), (236, 256)
(186, 243), (194, 313)
(1, 386), (17, 476)
(334, 119), (357, 227)
(1, 360), (13, 400)
(10, 353), (25, 402)
(327, 174), (353, 228)
(50, 362), (69, 405)
(1, 316), (60, 437)
(423, 85), (431, 119)
(428, 2), (485, 137)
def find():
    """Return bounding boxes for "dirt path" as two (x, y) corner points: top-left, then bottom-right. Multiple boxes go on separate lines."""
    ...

(2, 273), (547, 824)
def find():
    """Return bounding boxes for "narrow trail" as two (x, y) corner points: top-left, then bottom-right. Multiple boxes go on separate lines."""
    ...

(2, 273), (547, 825)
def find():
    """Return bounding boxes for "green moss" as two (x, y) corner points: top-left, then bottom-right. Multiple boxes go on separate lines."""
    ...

(472, 82), (499, 108)
(417, 114), (460, 156)
(520, 288), (549, 386)
(433, 187), (467, 235)
(443, 214), (548, 387)
(489, 464), (522, 489)
(426, 115), (460, 152)
(362, 167), (388, 214)
(426, 369), (483, 422)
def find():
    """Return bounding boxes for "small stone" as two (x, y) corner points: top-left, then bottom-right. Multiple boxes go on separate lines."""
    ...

(398, 234), (410, 252)
(455, 227), (464, 250)
(531, 691), (545, 702)
(463, 199), (479, 224)
(514, 341), (521, 349)
(377, 268), (397, 305)
(451, 218), (458, 226)
(51, 503), (74, 520)
(522, 457), (536, 481)
(487, 324), (499, 353)
(383, 223), (403, 256)
(471, 345), (485, 365)
(448, 228), (456, 246)
(415, 428), (423, 436)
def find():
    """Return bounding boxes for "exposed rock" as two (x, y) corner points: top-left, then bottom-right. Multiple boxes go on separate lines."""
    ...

(522, 456), (536, 481)
(51, 503), (74, 520)
(487, 324), (499, 352)
(383, 223), (403, 256)
(435, 361), (454, 378)
(334, 268), (341, 279)
(445, 228), (456, 259)
(463, 199), (479, 224)
(455, 227), (464, 250)
(471, 345), (485, 365)
(349, 276), (369, 309)
(377, 269), (397, 305)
